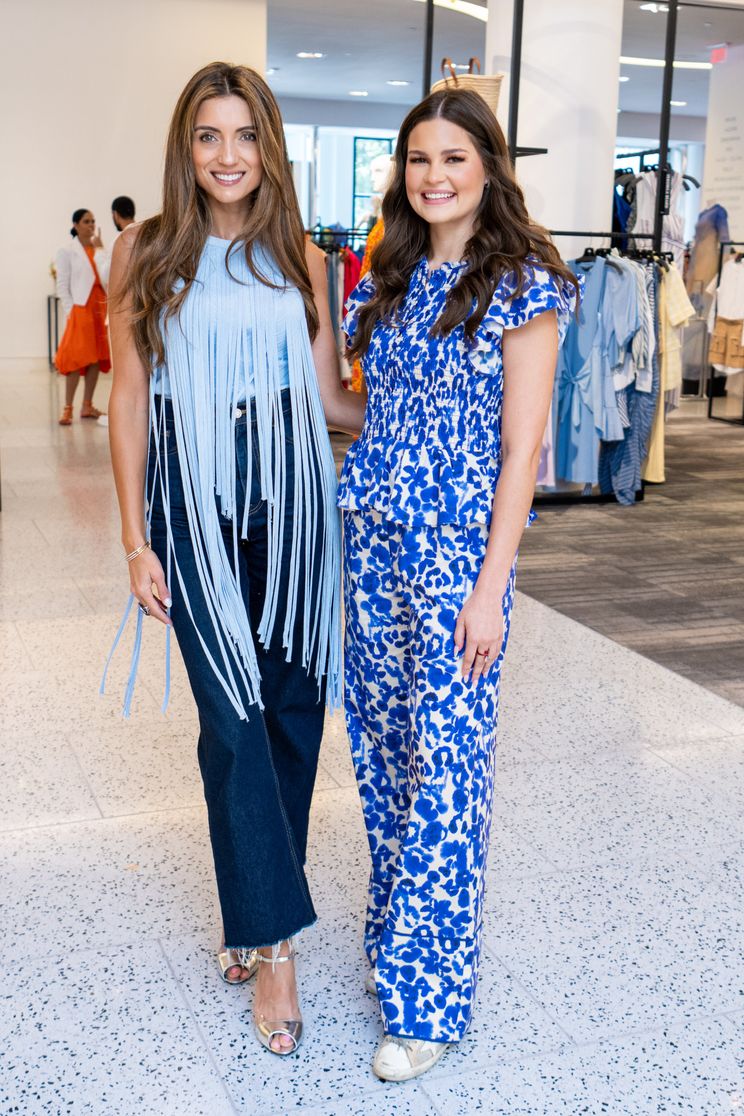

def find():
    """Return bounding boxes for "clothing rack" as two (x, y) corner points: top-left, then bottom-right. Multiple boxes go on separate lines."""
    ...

(708, 240), (744, 427)
(532, 230), (660, 507)
(615, 147), (660, 170)
(308, 226), (370, 255)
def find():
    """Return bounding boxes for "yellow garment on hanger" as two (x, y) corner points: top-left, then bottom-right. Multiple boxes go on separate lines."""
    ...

(643, 265), (695, 484)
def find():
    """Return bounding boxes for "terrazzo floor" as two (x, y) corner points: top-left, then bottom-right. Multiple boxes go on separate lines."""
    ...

(1, 359), (743, 1115)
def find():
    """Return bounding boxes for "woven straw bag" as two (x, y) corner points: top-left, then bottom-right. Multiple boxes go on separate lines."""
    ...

(430, 57), (504, 117)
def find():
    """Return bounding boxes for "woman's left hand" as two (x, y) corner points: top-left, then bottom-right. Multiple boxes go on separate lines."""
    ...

(454, 586), (505, 683)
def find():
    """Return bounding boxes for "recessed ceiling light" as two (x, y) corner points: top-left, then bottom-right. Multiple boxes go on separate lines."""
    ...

(670, 100), (687, 106)
(640, 3), (669, 12)
(296, 51), (324, 59)
(266, 67), (278, 75)
(349, 90), (369, 97)
(387, 80), (410, 87)
(619, 76), (630, 82)
(620, 55), (712, 70)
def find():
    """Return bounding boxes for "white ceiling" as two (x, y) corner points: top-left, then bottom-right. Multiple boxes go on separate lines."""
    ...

(266, 0), (486, 107)
(266, 0), (744, 121)
(619, 0), (744, 118)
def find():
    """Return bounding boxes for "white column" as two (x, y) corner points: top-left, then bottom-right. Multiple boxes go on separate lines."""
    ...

(0, 0), (267, 359)
(486, 0), (624, 261)
(702, 43), (744, 239)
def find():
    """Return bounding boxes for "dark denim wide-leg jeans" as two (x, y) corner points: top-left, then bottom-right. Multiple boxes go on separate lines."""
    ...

(148, 394), (326, 949)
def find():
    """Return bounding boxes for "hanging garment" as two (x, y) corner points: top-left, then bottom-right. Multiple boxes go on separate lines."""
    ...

(555, 256), (615, 484)
(706, 259), (744, 374)
(709, 318), (744, 374)
(686, 204), (730, 307)
(659, 263), (696, 397)
(628, 170), (685, 268)
(601, 263), (660, 500)
(342, 246), (362, 305)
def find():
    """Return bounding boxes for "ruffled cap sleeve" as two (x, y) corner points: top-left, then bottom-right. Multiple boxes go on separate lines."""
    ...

(467, 261), (581, 375)
(485, 261), (580, 342)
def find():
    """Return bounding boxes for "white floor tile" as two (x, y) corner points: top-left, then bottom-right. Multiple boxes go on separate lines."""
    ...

(68, 720), (203, 816)
(482, 852), (744, 1042)
(422, 1016), (744, 1115)
(650, 735), (744, 814)
(0, 731), (101, 831)
(0, 942), (235, 1116)
(493, 748), (742, 871)
(0, 809), (220, 955)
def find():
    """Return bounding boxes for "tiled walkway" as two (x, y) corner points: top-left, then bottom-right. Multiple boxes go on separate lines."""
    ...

(1, 361), (743, 1114)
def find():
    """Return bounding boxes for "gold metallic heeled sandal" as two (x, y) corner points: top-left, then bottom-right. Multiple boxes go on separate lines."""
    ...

(252, 940), (303, 1056)
(217, 944), (259, 985)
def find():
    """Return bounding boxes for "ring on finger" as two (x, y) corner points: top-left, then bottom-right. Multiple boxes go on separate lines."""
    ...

(139, 602), (151, 617)
(477, 648), (490, 658)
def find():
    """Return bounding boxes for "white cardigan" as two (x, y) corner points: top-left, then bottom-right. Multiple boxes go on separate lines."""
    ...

(55, 237), (110, 316)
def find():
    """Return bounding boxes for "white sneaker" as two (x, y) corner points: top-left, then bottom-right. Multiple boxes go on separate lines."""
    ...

(372, 1035), (451, 1082)
(365, 969), (377, 996)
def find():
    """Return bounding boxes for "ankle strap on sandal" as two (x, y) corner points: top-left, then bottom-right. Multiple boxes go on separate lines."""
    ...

(258, 938), (297, 966)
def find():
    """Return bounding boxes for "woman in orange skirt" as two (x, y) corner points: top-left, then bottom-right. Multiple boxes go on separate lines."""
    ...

(55, 208), (111, 425)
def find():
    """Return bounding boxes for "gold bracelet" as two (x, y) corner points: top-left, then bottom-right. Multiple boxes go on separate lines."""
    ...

(124, 540), (151, 563)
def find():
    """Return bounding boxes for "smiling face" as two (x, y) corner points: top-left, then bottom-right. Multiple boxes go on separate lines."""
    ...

(74, 211), (96, 245)
(404, 116), (487, 246)
(191, 94), (263, 222)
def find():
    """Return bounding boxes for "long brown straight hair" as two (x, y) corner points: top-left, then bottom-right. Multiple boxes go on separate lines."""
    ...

(123, 62), (318, 369)
(348, 89), (578, 361)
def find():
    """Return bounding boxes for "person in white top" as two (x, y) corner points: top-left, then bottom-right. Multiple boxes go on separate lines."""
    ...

(54, 209), (111, 424)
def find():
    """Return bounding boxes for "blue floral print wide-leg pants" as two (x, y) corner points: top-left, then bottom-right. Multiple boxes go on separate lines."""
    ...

(343, 508), (516, 1043)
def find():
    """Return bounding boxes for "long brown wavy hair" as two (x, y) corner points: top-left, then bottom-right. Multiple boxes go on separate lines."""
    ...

(123, 62), (318, 368)
(348, 89), (578, 361)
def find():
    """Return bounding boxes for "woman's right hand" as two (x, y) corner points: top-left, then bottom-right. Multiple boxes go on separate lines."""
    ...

(129, 548), (172, 625)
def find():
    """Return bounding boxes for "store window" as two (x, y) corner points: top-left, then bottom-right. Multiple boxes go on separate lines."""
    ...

(352, 136), (394, 232)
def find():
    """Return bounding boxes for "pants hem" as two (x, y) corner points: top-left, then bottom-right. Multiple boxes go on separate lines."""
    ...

(224, 913), (317, 953)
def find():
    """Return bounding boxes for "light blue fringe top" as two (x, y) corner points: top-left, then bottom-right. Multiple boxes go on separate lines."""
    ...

(102, 236), (342, 717)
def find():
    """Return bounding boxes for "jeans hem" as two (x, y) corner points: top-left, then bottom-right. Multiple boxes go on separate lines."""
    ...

(225, 912), (317, 953)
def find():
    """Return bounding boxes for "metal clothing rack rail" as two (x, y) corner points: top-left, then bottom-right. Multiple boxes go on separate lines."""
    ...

(708, 240), (744, 427)
(615, 147), (661, 170)
(532, 230), (658, 507)
(308, 226), (370, 252)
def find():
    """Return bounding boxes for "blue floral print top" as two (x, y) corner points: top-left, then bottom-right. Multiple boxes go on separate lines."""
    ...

(338, 257), (579, 528)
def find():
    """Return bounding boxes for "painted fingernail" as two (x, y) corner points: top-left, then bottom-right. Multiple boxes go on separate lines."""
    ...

(165, 598), (172, 608)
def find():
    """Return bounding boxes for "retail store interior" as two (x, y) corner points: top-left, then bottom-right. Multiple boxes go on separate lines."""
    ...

(1, 0), (743, 1112)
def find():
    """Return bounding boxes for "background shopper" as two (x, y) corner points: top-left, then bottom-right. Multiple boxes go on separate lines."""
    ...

(111, 195), (136, 237)
(54, 209), (110, 424)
